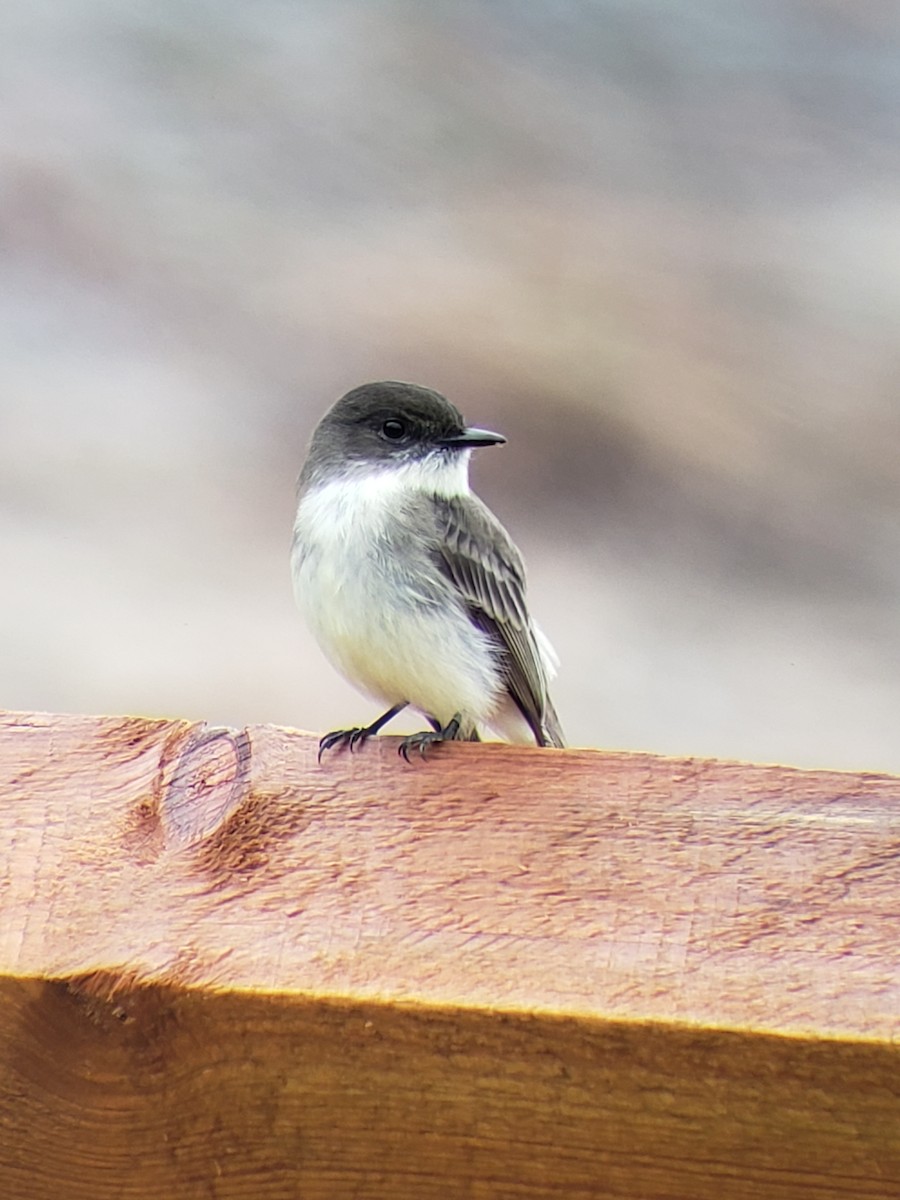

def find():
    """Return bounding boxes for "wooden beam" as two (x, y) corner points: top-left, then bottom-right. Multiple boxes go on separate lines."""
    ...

(1, 708), (898, 1198)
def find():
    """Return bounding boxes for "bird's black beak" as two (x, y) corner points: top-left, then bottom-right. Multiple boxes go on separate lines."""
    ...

(437, 426), (506, 449)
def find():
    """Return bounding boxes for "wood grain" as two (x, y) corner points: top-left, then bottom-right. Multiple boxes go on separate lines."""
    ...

(1, 708), (899, 1198)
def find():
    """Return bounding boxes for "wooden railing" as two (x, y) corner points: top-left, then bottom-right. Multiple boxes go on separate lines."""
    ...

(1, 709), (898, 1198)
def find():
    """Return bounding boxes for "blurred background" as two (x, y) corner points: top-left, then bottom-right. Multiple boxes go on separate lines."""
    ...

(2, 1), (899, 772)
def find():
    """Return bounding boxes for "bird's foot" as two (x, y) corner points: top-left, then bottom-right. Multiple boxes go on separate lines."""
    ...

(317, 726), (372, 761)
(398, 715), (462, 762)
(318, 702), (410, 762)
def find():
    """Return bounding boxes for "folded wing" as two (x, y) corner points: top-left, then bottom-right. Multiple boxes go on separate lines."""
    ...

(432, 494), (565, 747)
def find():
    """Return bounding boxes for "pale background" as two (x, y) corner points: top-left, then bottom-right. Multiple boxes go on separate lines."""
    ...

(3, 2), (899, 773)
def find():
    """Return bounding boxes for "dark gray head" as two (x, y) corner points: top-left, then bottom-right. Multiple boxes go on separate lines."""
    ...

(301, 381), (505, 485)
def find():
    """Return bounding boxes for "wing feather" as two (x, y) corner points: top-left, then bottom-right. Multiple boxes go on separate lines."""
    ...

(432, 494), (565, 747)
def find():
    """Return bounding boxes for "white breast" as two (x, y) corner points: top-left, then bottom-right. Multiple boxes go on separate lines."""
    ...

(291, 460), (503, 727)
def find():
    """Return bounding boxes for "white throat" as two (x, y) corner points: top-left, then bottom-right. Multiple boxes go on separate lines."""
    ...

(295, 450), (471, 552)
(372, 449), (473, 500)
(312, 449), (471, 507)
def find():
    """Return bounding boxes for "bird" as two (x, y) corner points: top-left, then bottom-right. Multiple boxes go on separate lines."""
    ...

(291, 380), (565, 760)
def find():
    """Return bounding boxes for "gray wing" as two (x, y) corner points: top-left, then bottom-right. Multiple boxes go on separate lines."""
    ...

(432, 494), (565, 747)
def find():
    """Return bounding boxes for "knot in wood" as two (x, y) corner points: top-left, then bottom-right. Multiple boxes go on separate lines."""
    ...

(161, 727), (251, 847)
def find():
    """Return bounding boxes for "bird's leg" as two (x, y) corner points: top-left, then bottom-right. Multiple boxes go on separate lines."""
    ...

(318, 702), (408, 762)
(424, 715), (479, 741)
(399, 713), (466, 762)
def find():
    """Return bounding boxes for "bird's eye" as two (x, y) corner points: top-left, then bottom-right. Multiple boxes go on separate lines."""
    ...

(381, 418), (407, 440)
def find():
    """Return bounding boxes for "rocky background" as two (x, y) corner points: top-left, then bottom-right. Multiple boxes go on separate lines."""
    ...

(3, 2), (899, 772)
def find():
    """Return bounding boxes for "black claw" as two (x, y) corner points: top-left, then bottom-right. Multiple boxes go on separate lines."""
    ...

(317, 702), (411, 763)
(396, 730), (445, 761)
(318, 727), (365, 762)
(318, 725), (378, 761)
(398, 731), (441, 761)
(398, 715), (463, 763)
(320, 709), (468, 765)
(348, 727), (369, 752)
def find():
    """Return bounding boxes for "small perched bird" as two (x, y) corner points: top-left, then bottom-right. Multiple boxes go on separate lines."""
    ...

(292, 381), (565, 760)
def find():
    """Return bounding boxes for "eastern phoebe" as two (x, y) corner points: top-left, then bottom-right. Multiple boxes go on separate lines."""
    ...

(292, 380), (565, 759)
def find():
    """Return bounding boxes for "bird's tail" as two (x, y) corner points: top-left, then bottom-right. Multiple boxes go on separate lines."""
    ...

(539, 699), (566, 749)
